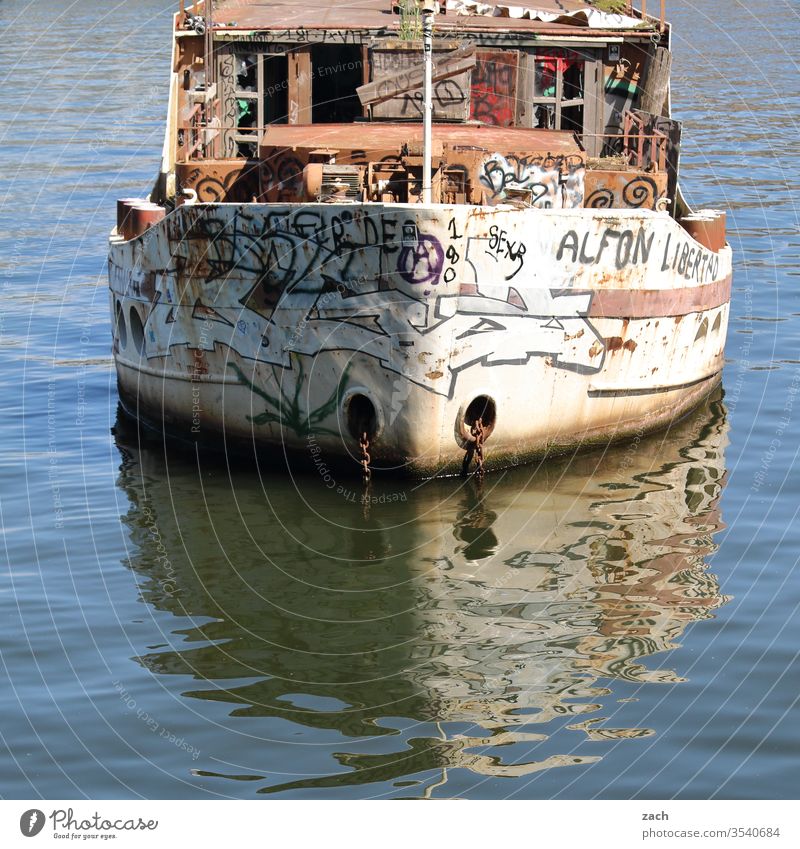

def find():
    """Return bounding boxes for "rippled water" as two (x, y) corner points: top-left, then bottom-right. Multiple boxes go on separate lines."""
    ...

(1, 0), (798, 799)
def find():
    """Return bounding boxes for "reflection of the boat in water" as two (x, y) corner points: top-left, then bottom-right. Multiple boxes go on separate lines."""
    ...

(115, 390), (729, 796)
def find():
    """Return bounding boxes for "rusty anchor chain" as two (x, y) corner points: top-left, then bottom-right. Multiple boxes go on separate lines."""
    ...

(471, 418), (486, 477)
(462, 417), (487, 478)
(359, 431), (372, 483)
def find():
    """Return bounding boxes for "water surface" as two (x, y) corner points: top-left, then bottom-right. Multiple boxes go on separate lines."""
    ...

(0, 0), (798, 799)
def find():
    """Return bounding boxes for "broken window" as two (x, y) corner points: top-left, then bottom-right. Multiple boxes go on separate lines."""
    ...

(217, 46), (288, 158)
(531, 49), (585, 133)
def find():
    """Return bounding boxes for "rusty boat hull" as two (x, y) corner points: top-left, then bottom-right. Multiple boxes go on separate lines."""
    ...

(109, 201), (730, 476)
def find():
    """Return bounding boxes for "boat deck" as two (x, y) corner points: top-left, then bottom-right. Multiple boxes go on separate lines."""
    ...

(258, 122), (582, 155)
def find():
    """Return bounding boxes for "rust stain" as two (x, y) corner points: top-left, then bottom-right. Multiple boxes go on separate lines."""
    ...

(190, 348), (209, 375)
(605, 336), (624, 352)
(588, 341), (604, 358)
(563, 328), (585, 341)
(623, 339), (637, 352)
(426, 369), (444, 380)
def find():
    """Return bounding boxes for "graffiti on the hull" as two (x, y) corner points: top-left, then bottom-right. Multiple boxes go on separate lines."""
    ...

(397, 234), (444, 285)
(112, 205), (614, 398)
(110, 203), (727, 411)
(557, 226), (720, 283)
(229, 356), (352, 437)
(469, 226), (527, 281)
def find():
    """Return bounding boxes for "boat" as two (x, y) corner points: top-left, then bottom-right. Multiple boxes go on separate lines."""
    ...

(108, 0), (731, 477)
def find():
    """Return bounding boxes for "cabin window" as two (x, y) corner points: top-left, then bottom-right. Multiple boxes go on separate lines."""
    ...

(531, 49), (585, 133)
(217, 46), (288, 158)
(311, 45), (363, 123)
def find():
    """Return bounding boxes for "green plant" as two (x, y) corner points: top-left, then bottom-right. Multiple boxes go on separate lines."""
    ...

(591, 0), (630, 13)
(229, 355), (352, 437)
(398, 0), (422, 40)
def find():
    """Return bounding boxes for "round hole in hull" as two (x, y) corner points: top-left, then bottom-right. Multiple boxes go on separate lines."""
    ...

(346, 393), (378, 442)
(115, 300), (127, 349)
(129, 306), (145, 355)
(464, 395), (497, 432)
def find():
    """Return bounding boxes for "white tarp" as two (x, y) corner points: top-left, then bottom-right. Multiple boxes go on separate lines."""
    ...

(444, 0), (643, 29)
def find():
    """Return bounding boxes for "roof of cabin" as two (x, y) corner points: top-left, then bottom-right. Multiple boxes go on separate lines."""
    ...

(208, 0), (653, 37)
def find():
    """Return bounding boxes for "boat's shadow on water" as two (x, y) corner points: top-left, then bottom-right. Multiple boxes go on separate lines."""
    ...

(113, 390), (730, 797)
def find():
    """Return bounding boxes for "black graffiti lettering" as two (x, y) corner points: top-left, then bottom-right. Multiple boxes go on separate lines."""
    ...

(685, 247), (696, 278)
(699, 252), (709, 282)
(557, 230), (579, 262)
(634, 229), (655, 264)
(594, 228), (616, 264)
(615, 230), (634, 269)
(504, 240), (526, 280)
(380, 215), (399, 254)
(677, 243), (690, 276)
(660, 232), (672, 271)
(691, 248), (702, 280)
(579, 231), (596, 264)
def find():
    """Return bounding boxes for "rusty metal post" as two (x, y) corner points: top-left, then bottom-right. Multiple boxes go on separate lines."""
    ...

(421, 2), (434, 205)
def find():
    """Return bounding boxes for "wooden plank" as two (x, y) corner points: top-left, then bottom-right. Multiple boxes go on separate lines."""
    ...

(517, 51), (532, 128)
(638, 46), (671, 116)
(582, 57), (604, 157)
(357, 45), (475, 106)
(469, 49), (519, 127)
(288, 47), (312, 124)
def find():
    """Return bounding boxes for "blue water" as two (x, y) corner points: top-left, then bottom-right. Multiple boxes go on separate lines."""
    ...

(0, 0), (798, 799)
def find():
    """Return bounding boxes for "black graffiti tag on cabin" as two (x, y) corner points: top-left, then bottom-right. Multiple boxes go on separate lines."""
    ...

(480, 153), (585, 208)
(557, 227), (721, 282)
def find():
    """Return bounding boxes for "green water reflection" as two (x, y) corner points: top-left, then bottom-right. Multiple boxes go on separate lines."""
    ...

(115, 392), (729, 795)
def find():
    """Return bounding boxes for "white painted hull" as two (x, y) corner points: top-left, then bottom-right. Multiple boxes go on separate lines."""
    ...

(108, 202), (731, 475)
